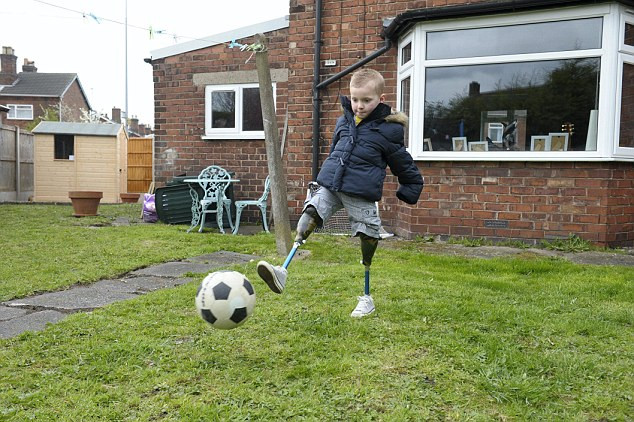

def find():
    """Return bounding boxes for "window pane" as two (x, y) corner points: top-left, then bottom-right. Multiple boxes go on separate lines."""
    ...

(625, 23), (634, 47)
(17, 107), (31, 119)
(401, 42), (412, 65)
(427, 18), (602, 60)
(54, 135), (74, 159)
(211, 91), (235, 128)
(423, 58), (600, 152)
(242, 87), (264, 131)
(400, 77), (411, 148)
(620, 62), (634, 148)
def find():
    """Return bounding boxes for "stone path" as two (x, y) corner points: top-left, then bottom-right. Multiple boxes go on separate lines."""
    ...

(0, 251), (256, 339)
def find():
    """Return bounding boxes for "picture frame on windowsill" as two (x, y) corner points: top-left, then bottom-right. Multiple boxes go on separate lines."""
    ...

(548, 132), (569, 151)
(452, 136), (467, 151)
(530, 135), (550, 151)
(468, 141), (488, 152)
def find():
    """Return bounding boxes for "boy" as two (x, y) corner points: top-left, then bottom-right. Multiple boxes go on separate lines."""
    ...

(257, 68), (423, 317)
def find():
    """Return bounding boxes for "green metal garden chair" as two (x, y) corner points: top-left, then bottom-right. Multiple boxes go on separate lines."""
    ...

(232, 176), (271, 235)
(196, 165), (234, 234)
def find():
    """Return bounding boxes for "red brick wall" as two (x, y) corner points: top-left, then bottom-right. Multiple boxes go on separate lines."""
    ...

(391, 161), (633, 246)
(283, 0), (634, 246)
(152, 28), (289, 215)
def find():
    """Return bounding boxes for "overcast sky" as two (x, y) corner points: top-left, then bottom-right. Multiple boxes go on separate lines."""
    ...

(0, 0), (289, 127)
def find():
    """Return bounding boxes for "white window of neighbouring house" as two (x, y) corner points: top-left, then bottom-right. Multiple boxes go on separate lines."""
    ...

(204, 83), (273, 139)
(7, 104), (33, 120)
(399, 3), (634, 161)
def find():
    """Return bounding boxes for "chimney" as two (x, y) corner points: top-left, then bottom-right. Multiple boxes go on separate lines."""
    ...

(111, 107), (121, 123)
(129, 116), (139, 134)
(468, 81), (481, 96)
(22, 58), (37, 73)
(0, 46), (18, 85)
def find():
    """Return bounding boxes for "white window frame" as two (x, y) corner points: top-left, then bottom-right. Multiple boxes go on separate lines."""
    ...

(7, 104), (33, 120)
(397, 30), (416, 150)
(614, 10), (634, 156)
(203, 83), (274, 140)
(399, 3), (634, 161)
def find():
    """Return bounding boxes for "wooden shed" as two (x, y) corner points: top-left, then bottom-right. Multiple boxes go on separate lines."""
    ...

(32, 121), (128, 203)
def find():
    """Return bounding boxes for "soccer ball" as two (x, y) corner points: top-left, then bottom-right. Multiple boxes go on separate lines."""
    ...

(195, 271), (256, 330)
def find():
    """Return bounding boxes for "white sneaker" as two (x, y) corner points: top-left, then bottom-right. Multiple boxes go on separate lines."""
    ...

(379, 226), (394, 239)
(350, 295), (375, 318)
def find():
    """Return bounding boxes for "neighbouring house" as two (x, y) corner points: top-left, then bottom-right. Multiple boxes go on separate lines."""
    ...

(149, 1), (634, 247)
(0, 46), (91, 130)
(31, 121), (128, 203)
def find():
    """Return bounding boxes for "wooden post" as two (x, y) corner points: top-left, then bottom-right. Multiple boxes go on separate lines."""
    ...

(255, 33), (293, 255)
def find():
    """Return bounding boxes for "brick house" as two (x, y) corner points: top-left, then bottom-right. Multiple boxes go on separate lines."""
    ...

(150, 0), (634, 247)
(0, 46), (91, 130)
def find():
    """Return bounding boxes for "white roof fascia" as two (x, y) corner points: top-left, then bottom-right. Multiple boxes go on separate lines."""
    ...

(150, 15), (289, 60)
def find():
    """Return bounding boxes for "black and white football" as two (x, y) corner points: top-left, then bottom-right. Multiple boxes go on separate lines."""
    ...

(195, 271), (256, 330)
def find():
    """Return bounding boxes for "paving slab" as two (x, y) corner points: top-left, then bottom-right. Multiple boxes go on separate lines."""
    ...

(133, 252), (255, 277)
(185, 251), (256, 265)
(0, 305), (29, 321)
(0, 310), (67, 339)
(92, 276), (194, 293)
(4, 287), (139, 312)
(131, 262), (216, 277)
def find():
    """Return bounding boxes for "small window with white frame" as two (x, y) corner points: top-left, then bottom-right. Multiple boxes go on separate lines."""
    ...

(398, 31), (415, 149)
(397, 3), (634, 161)
(204, 83), (273, 139)
(7, 104), (33, 120)
(616, 11), (634, 156)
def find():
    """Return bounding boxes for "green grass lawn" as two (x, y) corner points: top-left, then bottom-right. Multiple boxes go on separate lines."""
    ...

(1, 203), (633, 421)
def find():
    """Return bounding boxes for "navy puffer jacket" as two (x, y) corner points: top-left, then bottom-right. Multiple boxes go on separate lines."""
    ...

(316, 96), (423, 204)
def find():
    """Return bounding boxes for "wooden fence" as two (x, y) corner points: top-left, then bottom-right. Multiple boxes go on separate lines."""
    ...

(0, 124), (34, 202)
(127, 137), (153, 193)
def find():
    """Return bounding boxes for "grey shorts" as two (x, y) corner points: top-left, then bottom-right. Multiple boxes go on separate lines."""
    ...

(303, 186), (381, 239)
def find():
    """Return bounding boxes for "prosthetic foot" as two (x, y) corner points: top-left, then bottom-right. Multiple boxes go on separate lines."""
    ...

(256, 261), (287, 294)
(351, 294), (375, 317)
(257, 206), (322, 294)
(350, 233), (379, 317)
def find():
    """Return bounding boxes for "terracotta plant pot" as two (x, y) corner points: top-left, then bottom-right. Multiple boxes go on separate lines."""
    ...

(120, 193), (140, 203)
(68, 191), (103, 217)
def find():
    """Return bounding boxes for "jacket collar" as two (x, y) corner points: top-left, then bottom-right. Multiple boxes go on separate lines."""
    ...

(340, 95), (391, 125)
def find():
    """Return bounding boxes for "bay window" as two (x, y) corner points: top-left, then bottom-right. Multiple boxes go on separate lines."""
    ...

(398, 3), (634, 161)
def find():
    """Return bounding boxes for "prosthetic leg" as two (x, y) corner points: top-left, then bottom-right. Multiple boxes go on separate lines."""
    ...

(257, 206), (322, 293)
(351, 233), (379, 317)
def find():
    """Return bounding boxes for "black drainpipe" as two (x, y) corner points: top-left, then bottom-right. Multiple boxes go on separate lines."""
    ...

(311, 0), (323, 181)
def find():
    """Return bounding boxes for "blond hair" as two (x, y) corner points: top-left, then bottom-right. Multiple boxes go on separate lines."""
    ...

(350, 68), (385, 96)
